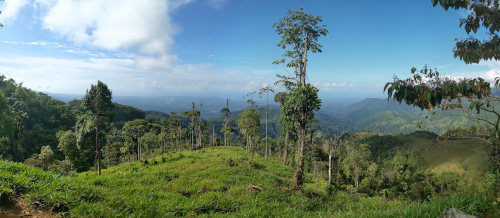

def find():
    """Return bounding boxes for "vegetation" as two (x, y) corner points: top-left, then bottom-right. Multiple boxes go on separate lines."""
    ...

(384, 0), (500, 172)
(0, 146), (498, 217)
(0, 1), (499, 217)
(273, 8), (327, 189)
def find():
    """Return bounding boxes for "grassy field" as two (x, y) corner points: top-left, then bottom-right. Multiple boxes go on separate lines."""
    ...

(0, 146), (498, 217)
(399, 133), (489, 184)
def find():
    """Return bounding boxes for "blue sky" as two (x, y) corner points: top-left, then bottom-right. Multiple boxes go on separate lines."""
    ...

(0, 0), (498, 99)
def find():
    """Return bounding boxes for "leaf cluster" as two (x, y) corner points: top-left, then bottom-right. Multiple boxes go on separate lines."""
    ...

(432, 0), (500, 63)
(281, 83), (321, 127)
(384, 66), (491, 111)
(273, 8), (328, 83)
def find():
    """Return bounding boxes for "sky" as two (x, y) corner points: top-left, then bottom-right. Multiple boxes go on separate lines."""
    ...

(0, 0), (498, 99)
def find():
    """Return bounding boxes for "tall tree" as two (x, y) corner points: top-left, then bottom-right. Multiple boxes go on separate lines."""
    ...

(273, 8), (327, 189)
(159, 117), (169, 154)
(342, 138), (370, 189)
(220, 98), (230, 146)
(82, 81), (113, 175)
(0, 91), (14, 159)
(281, 84), (321, 189)
(258, 87), (275, 158)
(326, 134), (339, 184)
(138, 131), (160, 159)
(182, 105), (200, 149)
(168, 112), (182, 150)
(238, 100), (261, 159)
(274, 91), (294, 165)
(198, 101), (203, 148)
(10, 88), (28, 162)
(122, 119), (147, 160)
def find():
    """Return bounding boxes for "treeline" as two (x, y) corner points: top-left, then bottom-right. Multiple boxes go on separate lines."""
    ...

(0, 76), (277, 173)
(300, 132), (465, 200)
(1, 75), (498, 202)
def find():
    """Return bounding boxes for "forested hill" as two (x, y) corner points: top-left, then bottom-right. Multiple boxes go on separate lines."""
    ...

(47, 92), (479, 136)
(227, 98), (477, 137)
(0, 77), (146, 161)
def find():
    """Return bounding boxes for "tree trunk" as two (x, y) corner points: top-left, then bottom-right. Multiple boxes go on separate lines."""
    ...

(13, 120), (20, 162)
(293, 125), (306, 190)
(170, 136), (174, 152)
(283, 131), (289, 165)
(354, 166), (359, 189)
(251, 136), (255, 160)
(328, 152), (333, 184)
(265, 93), (268, 158)
(495, 115), (499, 140)
(199, 102), (203, 149)
(95, 121), (101, 175)
(336, 157), (341, 185)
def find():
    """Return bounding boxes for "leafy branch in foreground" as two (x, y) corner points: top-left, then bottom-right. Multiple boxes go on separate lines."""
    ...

(431, 0), (500, 64)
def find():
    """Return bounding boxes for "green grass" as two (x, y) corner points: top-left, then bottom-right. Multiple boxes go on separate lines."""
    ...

(0, 146), (498, 217)
(400, 135), (489, 184)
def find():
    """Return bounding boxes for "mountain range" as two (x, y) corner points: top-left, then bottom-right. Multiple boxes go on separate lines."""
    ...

(47, 93), (479, 136)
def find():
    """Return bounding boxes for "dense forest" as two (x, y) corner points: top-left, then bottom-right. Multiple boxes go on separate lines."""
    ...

(0, 0), (500, 217)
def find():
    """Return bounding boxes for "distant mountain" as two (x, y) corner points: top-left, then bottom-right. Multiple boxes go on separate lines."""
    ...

(46, 93), (252, 119)
(47, 92), (485, 135)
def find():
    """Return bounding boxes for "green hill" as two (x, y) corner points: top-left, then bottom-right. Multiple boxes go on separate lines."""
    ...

(401, 133), (489, 183)
(0, 146), (496, 217)
(224, 98), (486, 137)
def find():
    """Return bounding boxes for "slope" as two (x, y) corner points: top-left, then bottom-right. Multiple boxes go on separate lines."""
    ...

(401, 133), (489, 183)
(0, 146), (496, 217)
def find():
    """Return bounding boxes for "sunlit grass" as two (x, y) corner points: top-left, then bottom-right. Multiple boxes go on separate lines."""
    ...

(0, 146), (497, 217)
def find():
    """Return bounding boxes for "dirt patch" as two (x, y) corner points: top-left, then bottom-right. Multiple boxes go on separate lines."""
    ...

(0, 198), (57, 218)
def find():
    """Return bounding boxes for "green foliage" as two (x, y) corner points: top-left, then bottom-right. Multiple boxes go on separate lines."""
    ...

(273, 8), (328, 84)
(74, 114), (99, 171)
(138, 131), (160, 159)
(0, 91), (14, 159)
(111, 103), (145, 129)
(238, 106), (261, 155)
(122, 119), (148, 160)
(0, 76), (76, 161)
(81, 80), (113, 174)
(0, 91), (14, 138)
(342, 136), (371, 189)
(82, 81), (113, 119)
(56, 130), (89, 172)
(431, 0), (500, 64)
(384, 66), (490, 111)
(0, 147), (498, 217)
(281, 83), (321, 128)
(23, 145), (57, 171)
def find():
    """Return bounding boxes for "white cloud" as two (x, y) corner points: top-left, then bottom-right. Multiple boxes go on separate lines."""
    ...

(0, 55), (266, 96)
(34, 0), (190, 59)
(0, 0), (260, 96)
(443, 60), (500, 85)
(478, 62), (500, 84)
(1, 0), (196, 71)
(314, 80), (354, 91)
(0, 0), (30, 23)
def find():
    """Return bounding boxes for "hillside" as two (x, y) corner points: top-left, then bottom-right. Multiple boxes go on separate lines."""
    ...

(224, 98), (483, 136)
(0, 146), (497, 217)
(47, 91), (488, 136)
(402, 133), (489, 183)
